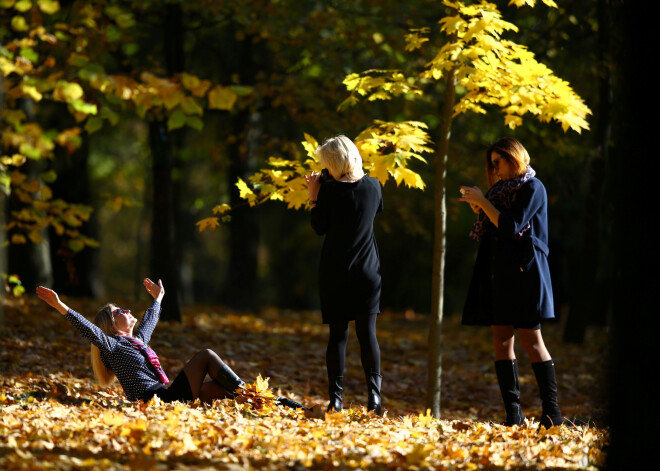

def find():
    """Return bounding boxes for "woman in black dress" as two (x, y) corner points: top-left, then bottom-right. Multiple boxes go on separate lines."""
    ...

(305, 135), (383, 415)
(458, 138), (563, 428)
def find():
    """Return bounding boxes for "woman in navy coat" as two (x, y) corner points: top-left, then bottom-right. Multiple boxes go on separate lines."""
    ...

(305, 135), (383, 415)
(458, 137), (563, 429)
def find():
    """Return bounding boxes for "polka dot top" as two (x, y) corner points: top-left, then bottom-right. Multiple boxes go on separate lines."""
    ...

(64, 301), (164, 401)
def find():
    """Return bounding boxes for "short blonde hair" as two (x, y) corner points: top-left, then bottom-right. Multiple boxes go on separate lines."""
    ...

(90, 304), (117, 387)
(315, 135), (365, 180)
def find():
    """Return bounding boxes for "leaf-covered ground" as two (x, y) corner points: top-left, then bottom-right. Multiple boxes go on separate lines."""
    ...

(1, 296), (609, 469)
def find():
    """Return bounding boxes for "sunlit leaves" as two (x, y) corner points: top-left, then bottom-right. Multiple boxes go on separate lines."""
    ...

(0, 303), (609, 470)
(343, 0), (590, 134)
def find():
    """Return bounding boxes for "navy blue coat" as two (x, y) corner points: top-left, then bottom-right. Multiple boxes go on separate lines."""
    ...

(462, 177), (555, 326)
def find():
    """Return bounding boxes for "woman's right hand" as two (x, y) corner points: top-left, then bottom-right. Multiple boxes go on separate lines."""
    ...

(36, 286), (69, 315)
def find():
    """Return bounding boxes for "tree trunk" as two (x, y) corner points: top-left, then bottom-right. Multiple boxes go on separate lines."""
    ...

(149, 121), (182, 321)
(223, 110), (260, 309)
(426, 70), (456, 418)
(47, 124), (101, 297)
(6, 100), (52, 292)
(148, 3), (185, 321)
(563, 0), (612, 343)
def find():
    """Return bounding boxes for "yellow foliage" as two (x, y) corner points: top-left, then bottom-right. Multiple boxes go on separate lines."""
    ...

(195, 217), (220, 232)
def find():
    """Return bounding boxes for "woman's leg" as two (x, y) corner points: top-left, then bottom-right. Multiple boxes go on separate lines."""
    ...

(355, 314), (381, 374)
(355, 314), (382, 415)
(181, 349), (245, 400)
(519, 328), (562, 428)
(326, 321), (349, 411)
(491, 325), (516, 360)
(518, 328), (551, 363)
(491, 325), (523, 425)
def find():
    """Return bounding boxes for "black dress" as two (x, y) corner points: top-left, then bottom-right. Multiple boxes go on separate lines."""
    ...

(311, 176), (383, 324)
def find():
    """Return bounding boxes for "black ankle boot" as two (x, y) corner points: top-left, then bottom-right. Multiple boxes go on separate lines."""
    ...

(495, 359), (525, 426)
(532, 359), (563, 429)
(212, 362), (246, 397)
(365, 371), (382, 416)
(327, 375), (343, 412)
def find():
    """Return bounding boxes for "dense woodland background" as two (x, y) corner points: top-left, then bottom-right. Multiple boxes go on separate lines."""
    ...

(2, 0), (614, 336)
(1, 0), (655, 466)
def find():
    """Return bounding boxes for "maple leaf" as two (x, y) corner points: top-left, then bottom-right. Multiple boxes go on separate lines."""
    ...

(195, 217), (220, 232)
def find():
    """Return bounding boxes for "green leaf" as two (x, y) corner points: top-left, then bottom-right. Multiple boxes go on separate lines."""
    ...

(69, 99), (98, 115)
(167, 109), (186, 130)
(11, 16), (29, 32)
(14, 0), (31, 12)
(186, 116), (204, 131)
(40, 169), (57, 183)
(85, 117), (103, 134)
(68, 239), (85, 252)
(19, 47), (38, 63)
(37, 0), (59, 14)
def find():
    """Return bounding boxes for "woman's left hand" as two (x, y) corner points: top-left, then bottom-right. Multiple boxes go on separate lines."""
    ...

(144, 278), (165, 302)
(304, 171), (321, 205)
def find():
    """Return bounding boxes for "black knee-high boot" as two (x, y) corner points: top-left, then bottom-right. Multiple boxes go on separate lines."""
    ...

(495, 359), (525, 426)
(532, 359), (563, 428)
(212, 362), (246, 397)
(327, 375), (343, 412)
(365, 369), (382, 416)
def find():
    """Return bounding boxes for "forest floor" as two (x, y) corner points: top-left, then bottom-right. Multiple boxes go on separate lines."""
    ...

(1, 295), (609, 469)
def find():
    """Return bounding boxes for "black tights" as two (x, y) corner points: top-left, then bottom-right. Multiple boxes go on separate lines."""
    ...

(326, 314), (380, 377)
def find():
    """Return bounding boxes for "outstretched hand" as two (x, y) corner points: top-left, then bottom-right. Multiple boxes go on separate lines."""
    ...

(36, 286), (69, 315)
(144, 278), (165, 303)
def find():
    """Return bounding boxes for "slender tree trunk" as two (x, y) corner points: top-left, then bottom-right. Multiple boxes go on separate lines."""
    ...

(426, 70), (456, 418)
(47, 124), (101, 297)
(148, 3), (184, 321)
(224, 110), (260, 309)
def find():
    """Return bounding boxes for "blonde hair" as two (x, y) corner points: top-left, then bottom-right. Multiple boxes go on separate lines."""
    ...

(315, 135), (365, 180)
(90, 303), (117, 387)
(486, 137), (531, 187)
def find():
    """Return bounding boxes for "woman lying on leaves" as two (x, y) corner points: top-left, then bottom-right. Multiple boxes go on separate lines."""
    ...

(36, 278), (310, 411)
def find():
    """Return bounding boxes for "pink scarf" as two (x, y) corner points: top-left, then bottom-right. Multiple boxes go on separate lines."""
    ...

(125, 336), (170, 384)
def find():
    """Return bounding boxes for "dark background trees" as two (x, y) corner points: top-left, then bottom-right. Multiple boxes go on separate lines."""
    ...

(2, 0), (631, 419)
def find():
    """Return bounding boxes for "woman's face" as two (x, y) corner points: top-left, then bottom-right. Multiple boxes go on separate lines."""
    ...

(111, 305), (136, 333)
(491, 151), (516, 181)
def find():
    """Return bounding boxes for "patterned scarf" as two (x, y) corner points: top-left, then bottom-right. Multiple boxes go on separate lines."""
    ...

(125, 336), (170, 384)
(469, 165), (536, 241)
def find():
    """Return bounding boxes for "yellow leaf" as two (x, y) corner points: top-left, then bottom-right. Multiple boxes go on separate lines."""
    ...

(195, 217), (220, 232)
(102, 410), (125, 426)
(11, 234), (27, 244)
(236, 178), (257, 205)
(208, 85), (238, 111)
(212, 204), (231, 215)
(54, 82), (83, 102)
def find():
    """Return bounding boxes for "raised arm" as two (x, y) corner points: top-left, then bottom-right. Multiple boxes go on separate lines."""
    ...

(135, 278), (164, 343)
(36, 286), (70, 315)
(36, 286), (117, 352)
